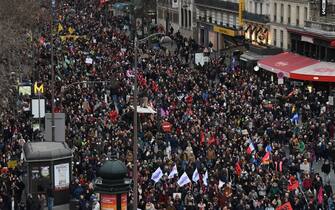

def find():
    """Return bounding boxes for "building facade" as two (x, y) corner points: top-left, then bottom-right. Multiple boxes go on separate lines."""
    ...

(269, 0), (309, 50)
(156, 0), (196, 38)
(194, 0), (244, 51)
(287, 0), (335, 61)
(243, 0), (271, 46)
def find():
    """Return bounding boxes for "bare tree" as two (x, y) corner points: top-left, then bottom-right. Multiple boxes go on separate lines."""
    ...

(0, 0), (46, 109)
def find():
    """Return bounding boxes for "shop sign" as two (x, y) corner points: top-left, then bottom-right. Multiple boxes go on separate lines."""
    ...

(213, 26), (236, 37)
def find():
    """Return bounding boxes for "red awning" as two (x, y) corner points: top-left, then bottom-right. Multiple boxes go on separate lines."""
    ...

(258, 52), (335, 82)
(257, 52), (319, 77)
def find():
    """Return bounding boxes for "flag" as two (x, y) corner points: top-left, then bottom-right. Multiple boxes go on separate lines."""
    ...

(203, 171), (208, 186)
(68, 27), (75, 35)
(208, 134), (217, 145)
(162, 121), (172, 133)
(287, 89), (295, 97)
(235, 162), (242, 177)
(246, 143), (255, 154)
(265, 145), (272, 153)
(57, 23), (63, 32)
(177, 172), (191, 187)
(168, 165), (178, 179)
(192, 168), (200, 182)
(288, 176), (299, 191)
(200, 130), (205, 145)
(317, 186), (324, 204)
(100, 0), (108, 5)
(218, 180), (225, 189)
(151, 167), (163, 183)
(39, 36), (45, 45)
(261, 152), (270, 164)
(276, 202), (293, 210)
(290, 113), (299, 124)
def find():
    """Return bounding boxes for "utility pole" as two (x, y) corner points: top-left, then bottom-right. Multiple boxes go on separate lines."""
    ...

(132, 0), (139, 207)
(51, 0), (56, 142)
(132, 36), (138, 210)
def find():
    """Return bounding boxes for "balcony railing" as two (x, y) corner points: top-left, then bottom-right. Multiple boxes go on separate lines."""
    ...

(195, 0), (239, 12)
(305, 20), (335, 32)
(243, 12), (270, 23)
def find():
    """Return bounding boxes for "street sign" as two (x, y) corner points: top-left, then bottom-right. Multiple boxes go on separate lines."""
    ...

(34, 82), (44, 94)
(277, 72), (284, 79)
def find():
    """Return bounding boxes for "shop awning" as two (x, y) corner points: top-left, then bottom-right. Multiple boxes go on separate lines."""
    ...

(290, 62), (335, 82)
(258, 52), (335, 82)
(240, 51), (269, 62)
(258, 52), (319, 77)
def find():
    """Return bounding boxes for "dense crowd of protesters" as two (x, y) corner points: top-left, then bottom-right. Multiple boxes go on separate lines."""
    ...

(0, 0), (335, 209)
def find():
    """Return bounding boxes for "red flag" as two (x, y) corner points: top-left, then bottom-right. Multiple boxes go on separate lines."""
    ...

(318, 186), (324, 204)
(261, 152), (270, 164)
(152, 81), (159, 93)
(162, 121), (172, 133)
(235, 162), (242, 177)
(39, 36), (45, 45)
(287, 89), (295, 97)
(276, 202), (293, 210)
(288, 176), (299, 191)
(208, 134), (217, 145)
(99, 0), (108, 5)
(200, 131), (205, 145)
(109, 110), (118, 123)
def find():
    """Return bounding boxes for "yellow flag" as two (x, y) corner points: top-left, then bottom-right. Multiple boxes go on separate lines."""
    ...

(68, 27), (75, 34)
(58, 23), (63, 32)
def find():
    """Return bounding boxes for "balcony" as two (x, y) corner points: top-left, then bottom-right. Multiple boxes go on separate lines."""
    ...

(243, 12), (270, 23)
(195, 0), (239, 12)
(305, 20), (335, 32)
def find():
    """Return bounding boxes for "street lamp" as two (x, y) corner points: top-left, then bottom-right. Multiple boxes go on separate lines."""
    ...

(132, 33), (172, 210)
(51, 0), (56, 142)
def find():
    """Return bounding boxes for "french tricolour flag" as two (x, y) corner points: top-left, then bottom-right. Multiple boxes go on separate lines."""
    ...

(246, 143), (255, 154)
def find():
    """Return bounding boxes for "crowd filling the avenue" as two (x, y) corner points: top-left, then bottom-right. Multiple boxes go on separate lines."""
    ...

(0, 0), (335, 210)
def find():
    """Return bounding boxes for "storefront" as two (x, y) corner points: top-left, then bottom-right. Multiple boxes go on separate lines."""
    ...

(198, 23), (243, 51)
(288, 27), (335, 62)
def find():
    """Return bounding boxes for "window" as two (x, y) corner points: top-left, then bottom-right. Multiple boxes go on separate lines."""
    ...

(304, 7), (308, 21)
(181, 8), (184, 27)
(280, 4), (284, 23)
(266, 3), (270, 14)
(260, 3), (263, 15)
(296, 6), (300, 26)
(280, 30), (283, 48)
(212, 11), (216, 23)
(174, 13), (179, 24)
(288, 5), (291, 24)
(226, 14), (230, 27)
(185, 9), (188, 27)
(274, 3), (277, 22)
(273, 29), (277, 46)
(255, 2), (258, 13)
(189, 10), (191, 27)
(158, 8), (163, 19)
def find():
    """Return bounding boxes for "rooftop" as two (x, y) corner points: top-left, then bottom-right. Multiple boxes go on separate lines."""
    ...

(23, 142), (72, 162)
